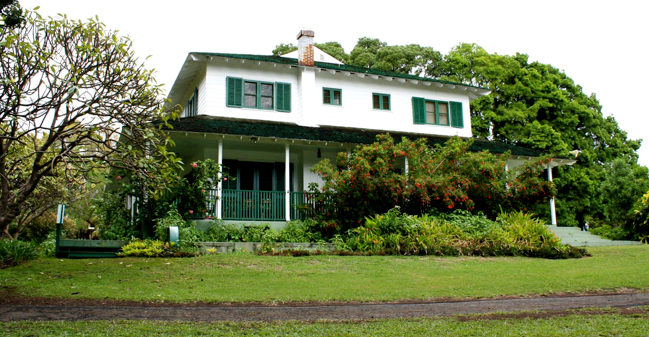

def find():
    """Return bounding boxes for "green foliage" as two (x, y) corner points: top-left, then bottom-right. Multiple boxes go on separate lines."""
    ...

(0, 239), (39, 268)
(630, 191), (649, 242)
(203, 220), (322, 243)
(172, 159), (223, 219)
(120, 239), (169, 257)
(271, 43), (297, 56)
(96, 159), (225, 240)
(0, 126), (85, 240)
(0, 0), (23, 27)
(347, 37), (443, 76)
(204, 222), (245, 242)
(154, 209), (204, 253)
(306, 134), (555, 235)
(590, 225), (629, 241)
(599, 159), (649, 225)
(436, 43), (643, 227)
(314, 42), (348, 63)
(339, 208), (584, 259)
(39, 231), (57, 257)
(277, 219), (323, 243)
(94, 192), (138, 240)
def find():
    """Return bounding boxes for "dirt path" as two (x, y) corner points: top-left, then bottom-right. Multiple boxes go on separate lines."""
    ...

(2, 293), (649, 322)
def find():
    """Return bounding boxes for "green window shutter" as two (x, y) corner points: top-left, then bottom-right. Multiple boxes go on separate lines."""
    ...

(412, 97), (426, 124)
(450, 101), (463, 128)
(275, 82), (291, 112)
(226, 77), (243, 107)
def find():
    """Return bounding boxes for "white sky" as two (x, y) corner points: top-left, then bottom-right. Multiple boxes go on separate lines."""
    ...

(21, 0), (649, 166)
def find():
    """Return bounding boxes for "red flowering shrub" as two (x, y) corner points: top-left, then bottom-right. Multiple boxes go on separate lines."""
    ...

(304, 134), (555, 235)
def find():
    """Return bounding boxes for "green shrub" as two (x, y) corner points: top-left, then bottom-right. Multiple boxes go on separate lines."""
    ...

(204, 220), (323, 243)
(154, 209), (204, 254)
(497, 211), (559, 246)
(0, 240), (40, 268)
(95, 192), (138, 240)
(278, 219), (323, 243)
(204, 221), (245, 242)
(340, 208), (587, 259)
(590, 225), (629, 241)
(120, 239), (168, 257)
(39, 231), (57, 257)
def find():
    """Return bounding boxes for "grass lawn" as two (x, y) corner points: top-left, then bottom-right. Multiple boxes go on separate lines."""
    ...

(1, 245), (648, 303)
(1, 308), (648, 336)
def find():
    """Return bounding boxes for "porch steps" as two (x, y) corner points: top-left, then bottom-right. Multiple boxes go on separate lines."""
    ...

(546, 225), (642, 247)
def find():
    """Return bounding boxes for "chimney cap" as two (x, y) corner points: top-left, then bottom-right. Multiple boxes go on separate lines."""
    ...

(297, 29), (315, 40)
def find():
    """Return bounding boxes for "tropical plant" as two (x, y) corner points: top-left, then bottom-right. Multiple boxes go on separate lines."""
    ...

(340, 208), (585, 259)
(0, 239), (39, 268)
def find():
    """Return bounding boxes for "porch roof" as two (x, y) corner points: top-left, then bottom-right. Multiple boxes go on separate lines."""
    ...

(163, 116), (553, 158)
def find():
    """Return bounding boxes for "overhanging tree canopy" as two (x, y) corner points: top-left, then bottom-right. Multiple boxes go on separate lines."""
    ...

(0, 10), (181, 238)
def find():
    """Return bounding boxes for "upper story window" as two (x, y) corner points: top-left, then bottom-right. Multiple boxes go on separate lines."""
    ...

(323, 88), (341, 105)
(244, 81), (274, 109)
(426, 100), (449, 125)
(373, 93), (390, 110)
(185, 88), (198, 117)
(412, 97), (464, 128)
(226, 77), (291, 112)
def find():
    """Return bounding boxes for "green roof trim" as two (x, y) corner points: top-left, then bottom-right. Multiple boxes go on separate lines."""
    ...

(163, 115), (545, 157)
(190, 52), (488, 90)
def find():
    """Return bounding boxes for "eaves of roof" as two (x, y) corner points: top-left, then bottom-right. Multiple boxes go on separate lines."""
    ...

(162, 115), (546, 158)
(167, 52), (491, 108)
(191, 52), (488, 90)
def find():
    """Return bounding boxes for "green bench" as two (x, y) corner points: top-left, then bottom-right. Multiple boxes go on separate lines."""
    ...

(55, 224), (126, 258)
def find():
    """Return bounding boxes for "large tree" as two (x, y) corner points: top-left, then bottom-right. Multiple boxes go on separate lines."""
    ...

(435, 43), (644, 226)
(0, 10), (180, 238)
(3, 130), (85, 239)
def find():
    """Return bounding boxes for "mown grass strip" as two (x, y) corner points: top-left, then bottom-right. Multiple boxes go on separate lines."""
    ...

(1, 308), (648, 337)
(0, 245), (647, 303)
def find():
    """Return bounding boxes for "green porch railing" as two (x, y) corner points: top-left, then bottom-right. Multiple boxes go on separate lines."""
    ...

(179, 189), (315, 221)
(222, 190), (286, 221)
(290, 192), (316, 220)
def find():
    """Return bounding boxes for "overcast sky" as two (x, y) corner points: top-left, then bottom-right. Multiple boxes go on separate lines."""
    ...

(21, 0), (649, 166)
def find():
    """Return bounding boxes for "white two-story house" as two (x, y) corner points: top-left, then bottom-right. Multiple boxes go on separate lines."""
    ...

(164, 29), (574, 226)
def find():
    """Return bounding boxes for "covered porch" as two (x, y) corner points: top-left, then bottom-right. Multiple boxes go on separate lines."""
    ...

(168, 127), (355, 222)
(165, 116), (575, 224)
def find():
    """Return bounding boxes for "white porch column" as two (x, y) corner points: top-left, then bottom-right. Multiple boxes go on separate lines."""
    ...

(285, 144), (291, 222)
(216, 138), (223, 220)
(548, 164), (557, 226)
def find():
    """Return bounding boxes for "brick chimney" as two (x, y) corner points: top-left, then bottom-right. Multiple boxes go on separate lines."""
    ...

(297, 28), (315, 66)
